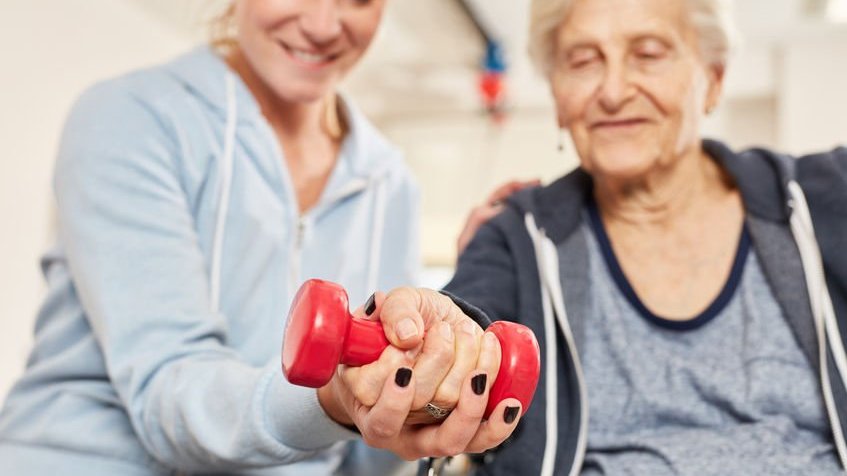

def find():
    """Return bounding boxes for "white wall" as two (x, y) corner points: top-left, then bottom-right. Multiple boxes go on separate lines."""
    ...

(378, 110), (577, 265)
(779, 24), (847, 153)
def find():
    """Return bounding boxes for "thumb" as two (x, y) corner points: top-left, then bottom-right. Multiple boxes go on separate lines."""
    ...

(378, 287), (449, 349)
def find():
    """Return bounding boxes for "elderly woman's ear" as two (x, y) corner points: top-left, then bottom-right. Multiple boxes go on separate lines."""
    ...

(705, 64), (726, 115)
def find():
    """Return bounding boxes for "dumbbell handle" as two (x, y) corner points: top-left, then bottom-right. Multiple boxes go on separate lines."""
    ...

(342, 318), (390, 366)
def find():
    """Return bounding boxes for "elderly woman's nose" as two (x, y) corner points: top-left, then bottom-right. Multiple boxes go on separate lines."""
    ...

(300, 0), (343, 44)
(598, 64), (635, 112)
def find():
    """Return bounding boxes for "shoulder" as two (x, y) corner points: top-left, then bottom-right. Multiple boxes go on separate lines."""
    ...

(63, 63), (194, 151)
(796, 146), (847, 182)
(795, 146), (847, 222)
(54, 61), (204, 195)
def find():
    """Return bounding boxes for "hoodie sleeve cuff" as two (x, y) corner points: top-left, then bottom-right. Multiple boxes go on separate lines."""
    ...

(439, 290), (493, 328)
(263, 364), (359, 451)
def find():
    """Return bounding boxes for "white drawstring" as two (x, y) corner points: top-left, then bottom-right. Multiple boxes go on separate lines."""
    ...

(366, 180), (387, 293)
(787, 181), (847, 469)
(525, 213), (590, 476)
(526, 215), (559, 476)
(210, 73), (238, 314)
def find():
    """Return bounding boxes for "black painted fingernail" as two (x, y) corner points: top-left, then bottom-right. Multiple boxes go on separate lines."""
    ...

(504, 406), (519, 424)
(395, 367), (412, 388)
(364, 293), (376, 316)
(471, 374), (487, 395)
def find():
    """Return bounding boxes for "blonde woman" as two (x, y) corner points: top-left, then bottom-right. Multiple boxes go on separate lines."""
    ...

(0, 1), (516, 474)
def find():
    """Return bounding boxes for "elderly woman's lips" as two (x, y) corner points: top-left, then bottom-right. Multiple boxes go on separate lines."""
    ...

(591, 119), (649, 129)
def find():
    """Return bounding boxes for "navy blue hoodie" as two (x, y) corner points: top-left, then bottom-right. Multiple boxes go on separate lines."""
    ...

(445, 140), (847, 475)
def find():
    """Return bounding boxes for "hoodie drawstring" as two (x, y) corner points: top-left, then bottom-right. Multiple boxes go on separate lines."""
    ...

(525, 214), (590, 476)
(210, 73), (238, 314)
(366, 179), (387, 293)
(787, 181), (847, 469)
(525, 214), (559, 476)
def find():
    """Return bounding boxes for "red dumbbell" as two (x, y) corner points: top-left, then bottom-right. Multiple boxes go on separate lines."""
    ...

(282, 279), (541, 419)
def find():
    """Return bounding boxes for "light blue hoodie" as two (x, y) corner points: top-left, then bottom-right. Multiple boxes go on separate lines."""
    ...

(0, 46), (420, 475)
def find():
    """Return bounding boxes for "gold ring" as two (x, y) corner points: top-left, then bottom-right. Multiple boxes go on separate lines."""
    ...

(423, 402), (452, 420)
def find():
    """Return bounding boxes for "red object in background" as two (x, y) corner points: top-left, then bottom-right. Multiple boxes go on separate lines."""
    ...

(479, 71), (505, 112)
(282, 279), (541, 418)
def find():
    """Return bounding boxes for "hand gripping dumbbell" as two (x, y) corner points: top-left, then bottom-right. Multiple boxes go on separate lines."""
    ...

(282, 279), (541, 418)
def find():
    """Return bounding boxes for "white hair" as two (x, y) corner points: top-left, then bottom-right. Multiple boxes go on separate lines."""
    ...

(528, 0), (740, 76)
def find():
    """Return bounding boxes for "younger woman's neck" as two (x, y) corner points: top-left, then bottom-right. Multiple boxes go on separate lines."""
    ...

(224, 47), (330, 145)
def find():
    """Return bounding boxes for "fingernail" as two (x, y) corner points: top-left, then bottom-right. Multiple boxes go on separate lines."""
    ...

(395, 367), (412, 388)
(460, 320), (476, 336)
(396, 318), (419, 340)
(504, 406), (520, 424)
(471, 373), (487, 395)
(439, 321), (453, 342)
(364, 294), (376, 316)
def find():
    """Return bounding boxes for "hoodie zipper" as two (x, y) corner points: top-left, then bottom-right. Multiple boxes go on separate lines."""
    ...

(286, 179), (373, 300)
(256, 116), (374, 300)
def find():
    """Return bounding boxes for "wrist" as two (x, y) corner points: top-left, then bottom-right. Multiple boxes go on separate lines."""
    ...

(317, 380), (354, 427)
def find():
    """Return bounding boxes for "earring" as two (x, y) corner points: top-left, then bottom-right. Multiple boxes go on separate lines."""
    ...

(557, 128), (567, 153)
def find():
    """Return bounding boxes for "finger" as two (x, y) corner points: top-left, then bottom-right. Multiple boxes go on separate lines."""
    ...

(351, 291), (386, 321)
(486, 179), (542, 204)
(429, 319), (482, 409)
(414, 330), (502, 429)
(464, 398), (523, 454)
(410, 320), (456, 409)
(410, 369), (492, 458)
(342, 345), (412, 407)
(476, 330), (502, 384)
(357, 366), (416, 445)
(379, 287), (453, 349)
(473, 205), (504, 223)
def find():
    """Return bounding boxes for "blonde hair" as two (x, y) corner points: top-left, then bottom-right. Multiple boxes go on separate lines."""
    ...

(210, 3), (237, 52)
(528, 0), (739, 76)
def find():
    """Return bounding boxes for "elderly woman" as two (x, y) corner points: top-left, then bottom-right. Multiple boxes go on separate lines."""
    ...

(375, 0), (847, 474)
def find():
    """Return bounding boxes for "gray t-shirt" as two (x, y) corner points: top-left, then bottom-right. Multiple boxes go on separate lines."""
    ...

(579, 214), (842, 475)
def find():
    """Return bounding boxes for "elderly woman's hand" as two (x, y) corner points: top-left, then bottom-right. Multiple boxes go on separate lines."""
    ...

(316, 288), (522, 459)
(353, 288), (503, 425)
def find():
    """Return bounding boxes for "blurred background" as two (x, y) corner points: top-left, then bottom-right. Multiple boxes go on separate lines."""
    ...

(1, 0), (845, 401)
